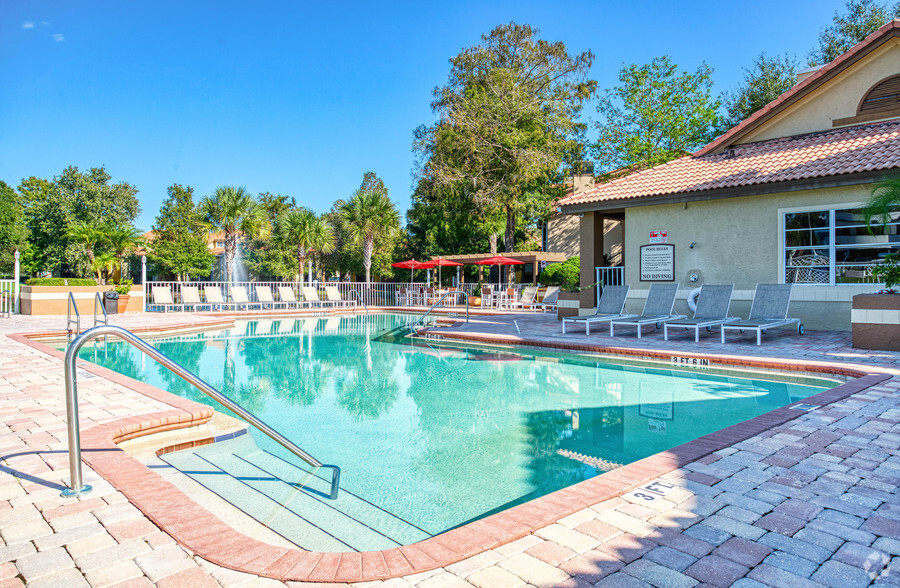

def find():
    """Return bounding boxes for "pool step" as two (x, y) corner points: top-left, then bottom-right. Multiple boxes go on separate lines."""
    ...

(161, 434), (430, 552)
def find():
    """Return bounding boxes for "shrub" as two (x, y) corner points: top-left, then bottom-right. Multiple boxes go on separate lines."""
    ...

(25, 278), (98, 286)
(538, 256), (580, 291)
(873, 254), (900, 290)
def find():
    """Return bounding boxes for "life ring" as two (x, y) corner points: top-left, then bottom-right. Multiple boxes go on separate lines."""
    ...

(687, 287), (702, 313)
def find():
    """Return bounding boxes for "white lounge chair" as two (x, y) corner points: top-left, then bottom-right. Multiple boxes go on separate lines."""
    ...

(302, 286), (336, 308)
(664, 285), (738, 342)
(151, 286), (182, 312)
(230, 286), (259, 310)
(562, 285), (633, 335)
(721, 284), (804, 345)
(277, 286), (304, 309)
(529, 286), (560, 313)
(507, 286), (538, 312)
(256, 285), (287, 310)
(325, 286), (356, 308)
(610, 283), (685, 338)
(203, 286), (234, 311)
(180, 285), (210, 311)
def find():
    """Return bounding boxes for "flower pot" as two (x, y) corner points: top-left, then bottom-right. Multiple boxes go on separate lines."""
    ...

(468, 296), (482, 307)
(557, 291), (581, 320)
(117, 294), (131, 313)
(852, 293), (900, 351)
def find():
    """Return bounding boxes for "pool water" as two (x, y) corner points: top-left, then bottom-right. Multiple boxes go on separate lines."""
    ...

(72, 314), (837, 547)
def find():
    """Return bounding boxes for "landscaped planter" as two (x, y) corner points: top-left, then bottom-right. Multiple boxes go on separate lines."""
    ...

(852, 294), (900, 351)
(21, 285), (144, 315)
(557, 291), (581, 320)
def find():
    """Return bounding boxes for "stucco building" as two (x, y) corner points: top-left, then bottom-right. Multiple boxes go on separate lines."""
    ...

(557, 20), (900, 330)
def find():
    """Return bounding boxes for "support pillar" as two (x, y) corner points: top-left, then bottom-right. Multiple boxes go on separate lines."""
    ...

(579, 212), (604, 310)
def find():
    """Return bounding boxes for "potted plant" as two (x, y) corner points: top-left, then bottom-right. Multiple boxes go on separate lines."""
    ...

(469, 281), (483, 307)
(853, 177), (900, 350)
(113, 279), (133, 313)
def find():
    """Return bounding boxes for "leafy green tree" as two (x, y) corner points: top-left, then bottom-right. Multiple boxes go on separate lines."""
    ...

(91, 251), (117, 282)
(199, 186), (270, 283)
(245, 192), (298, 280)
(65, 221), (105, 270)
(18, 176), (70, 275)
(809, 0), (900, 66)
(592, 56), (721, 173)
(417, 22), (595, 253)
(0, 181), (30, 275)
(57, 166), (140, 228)
(338, 185), (401, 283)
(105, 223), (144, 282)
(149, 184), (214, 281)
(278, 208), (335, 281)
(721, 53), (799, 128)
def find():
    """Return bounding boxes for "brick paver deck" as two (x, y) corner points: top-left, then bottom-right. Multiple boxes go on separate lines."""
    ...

(0, 309), (898, 587)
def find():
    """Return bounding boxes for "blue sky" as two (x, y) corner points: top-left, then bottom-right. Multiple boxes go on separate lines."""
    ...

(1, 0), (848, 231)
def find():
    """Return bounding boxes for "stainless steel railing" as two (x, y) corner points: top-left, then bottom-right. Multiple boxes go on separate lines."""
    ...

(350, 290), (368, 314)
(62, 325), (340, 500)
(94, 292), (108, 328)
(411, 291), (469, 330)
(66, 293), (80, 339)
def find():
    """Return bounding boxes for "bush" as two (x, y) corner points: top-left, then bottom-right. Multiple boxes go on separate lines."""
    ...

(873, 254), (900, 290)
(539, 256), (580, 291)
(25, 278), (98, 286)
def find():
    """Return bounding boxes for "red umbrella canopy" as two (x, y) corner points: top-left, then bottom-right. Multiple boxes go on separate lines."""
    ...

(474, 255), (525, 265)
(421, 258), (464, 268)
(391, 259), (429, 269)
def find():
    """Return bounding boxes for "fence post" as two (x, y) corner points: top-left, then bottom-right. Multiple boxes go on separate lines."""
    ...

(13, 250), (20, 314)
(141, 256), (147, 312)
(595, 267), (600, 307)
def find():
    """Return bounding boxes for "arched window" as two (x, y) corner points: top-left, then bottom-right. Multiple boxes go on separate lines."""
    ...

(858, 74), (900, 117)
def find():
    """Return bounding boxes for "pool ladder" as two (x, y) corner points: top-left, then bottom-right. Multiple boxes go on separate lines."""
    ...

(66, 292), (109, 341)
(408, 291), (469, 334)
(61, 325), (340, 500)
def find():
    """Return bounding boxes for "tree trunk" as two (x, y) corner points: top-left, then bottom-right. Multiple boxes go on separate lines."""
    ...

(363, 235), (374, 283)
(297, 245), (307, 284)
(489, 234), (498, 255)
(224, 232), (236, 283)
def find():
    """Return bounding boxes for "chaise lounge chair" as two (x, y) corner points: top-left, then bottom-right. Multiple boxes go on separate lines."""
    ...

(150, 286), (182, 312)
(302, 286), (337, 308)
(562, 285), (632, 335)
(203, 286), (234, 311)
(507, 286), (538, 312)
(528, 286), (559, 313)
(664, 285), (737, 342)
(181, 285), (210, 311)
(277, 286), (304, 309)
(230, 286), (259, 311)
(325, 286), (356, 308)
(720, 284), (804, 345)
(256, 285), (286, 310)
(609, 283), (685, 338)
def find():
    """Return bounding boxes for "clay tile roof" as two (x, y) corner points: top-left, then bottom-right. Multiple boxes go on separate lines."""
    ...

(558, 119), (900, 207)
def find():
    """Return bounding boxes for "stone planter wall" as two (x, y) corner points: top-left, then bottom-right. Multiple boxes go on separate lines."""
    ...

(21, 285), (144, 315)
(851, 293), (900, 351)
(557, 291), (581, 320)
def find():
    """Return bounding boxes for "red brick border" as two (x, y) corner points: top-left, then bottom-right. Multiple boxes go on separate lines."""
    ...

(9, 325), (892, 582)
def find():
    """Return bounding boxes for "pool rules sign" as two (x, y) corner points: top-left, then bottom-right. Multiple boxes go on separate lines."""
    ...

(640, 244), (675, 281)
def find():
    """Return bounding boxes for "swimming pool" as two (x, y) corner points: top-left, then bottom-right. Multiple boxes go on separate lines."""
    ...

(72, 314), (837, 551)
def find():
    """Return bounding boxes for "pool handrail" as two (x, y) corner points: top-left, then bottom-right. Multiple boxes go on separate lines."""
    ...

(66, 292), (80, 340)
(62, 325), (340, 500)
(94, 292), (108, 328)
(350, 289), (369, 314)
(412, 290), (468, 329)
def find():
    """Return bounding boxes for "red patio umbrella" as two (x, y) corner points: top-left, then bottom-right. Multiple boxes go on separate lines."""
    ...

(391, 259), (429, 283)
(475, 255), (525, 288)
(421, 257), (463, 287)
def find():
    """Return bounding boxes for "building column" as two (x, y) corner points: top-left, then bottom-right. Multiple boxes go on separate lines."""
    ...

(579, 212), (604, 309)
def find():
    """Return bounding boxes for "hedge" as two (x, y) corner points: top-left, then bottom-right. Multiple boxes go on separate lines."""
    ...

(25, 278), (98, 286)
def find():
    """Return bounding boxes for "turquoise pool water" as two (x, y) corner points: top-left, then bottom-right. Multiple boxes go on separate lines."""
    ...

(72, 314), (836, 545)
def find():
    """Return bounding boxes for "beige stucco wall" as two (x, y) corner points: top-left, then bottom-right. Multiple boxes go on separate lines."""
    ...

(740, 39), (900, 143)
(619, 184), (879, 331)
(548, 213), (622, 263)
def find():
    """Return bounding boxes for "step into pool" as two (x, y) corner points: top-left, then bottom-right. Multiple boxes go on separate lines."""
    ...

(73, 314), (838, 551)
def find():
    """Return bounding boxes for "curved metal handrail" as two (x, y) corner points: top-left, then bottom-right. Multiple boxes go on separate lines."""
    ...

(94, 292), (108, 328)
(62, 325), (340, 499)
(66, 292), (81, 340)
(412, 291), (468, 330)
(350, 289), (369, 314)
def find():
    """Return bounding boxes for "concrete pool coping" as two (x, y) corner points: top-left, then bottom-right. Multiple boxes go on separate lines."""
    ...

(9, 319), (894, 583)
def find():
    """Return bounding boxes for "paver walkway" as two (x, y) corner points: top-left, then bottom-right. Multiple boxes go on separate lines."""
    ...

(0, 310), (899, 587)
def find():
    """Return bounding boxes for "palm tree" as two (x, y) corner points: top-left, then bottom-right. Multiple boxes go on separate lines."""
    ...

(863, 176), (900, 230)
(338, 188), (400, 283)
(104, 223), (144, 282)
(91, 252), (117, 283)
(199, 186), (270, 283)
(66, 221), (104, 273)
(278, 208), (335, 282)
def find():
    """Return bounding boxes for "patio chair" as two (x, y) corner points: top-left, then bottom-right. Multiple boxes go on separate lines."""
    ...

(277, 285), (303, 309)
(562, 285), (633, 335)
(396, 287), (409, 306)
(230, 286), (260, 311)
(528, 286), (559, 313)
(257, 285), (289, 310)
(664, 285), (737, 342)
(150, 286), (182, 312)
(302, 286), (337, 308)
(721, 284), (804, 345)
(203, 286), (234, 311)
(181, 286), (210, 311)
(480, 287), (494, 309)
(609, 283), (685, 338)
(325, 286), (356, 308)
(507, 286), (538, 311)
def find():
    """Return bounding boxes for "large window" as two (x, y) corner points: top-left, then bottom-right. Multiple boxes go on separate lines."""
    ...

(783, 205), (900, 284)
